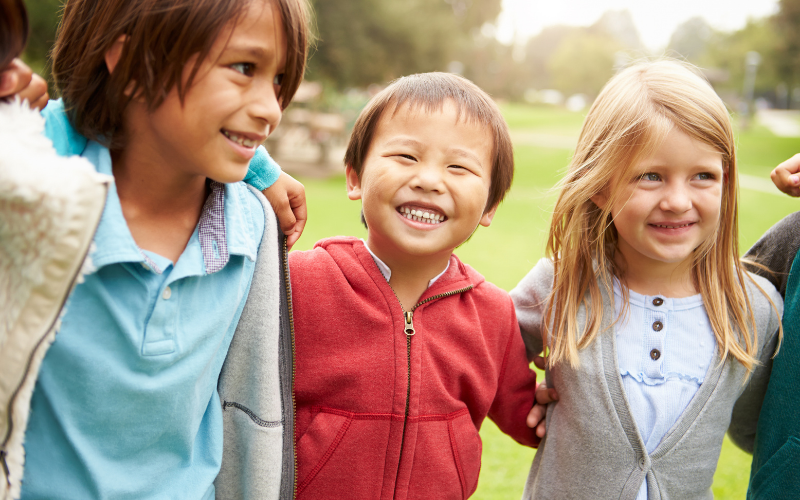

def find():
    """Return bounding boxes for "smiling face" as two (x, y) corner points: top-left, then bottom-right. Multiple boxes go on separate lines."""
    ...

(595, 127), (724, 277)
(124, 0), (286, 183)
(346, 100), (496, 267)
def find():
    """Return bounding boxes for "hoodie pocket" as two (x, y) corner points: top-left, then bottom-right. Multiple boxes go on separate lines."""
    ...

(296, 409), (352, 493)
(449, 411), (483, 498)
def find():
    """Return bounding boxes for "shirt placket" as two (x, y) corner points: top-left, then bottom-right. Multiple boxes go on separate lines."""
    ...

(643, 296), (668, 379)
(142, 278), (179, 356)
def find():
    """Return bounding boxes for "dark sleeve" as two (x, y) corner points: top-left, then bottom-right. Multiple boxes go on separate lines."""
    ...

(744, 212), (800, 298)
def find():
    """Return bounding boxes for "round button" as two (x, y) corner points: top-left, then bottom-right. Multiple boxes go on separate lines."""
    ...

(142, 263), (151, 271)
(650, 349), (661, 360)
(638, 457), (647, 470)
(652, 321), (663, 331)
(652, 297), (664, 306)
(162, 286), (172, 300)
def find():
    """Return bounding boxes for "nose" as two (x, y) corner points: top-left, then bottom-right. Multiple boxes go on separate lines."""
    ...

(411, 162), (445, 193)
(249, 79), (283, 136)
(659, 180), (692, 213)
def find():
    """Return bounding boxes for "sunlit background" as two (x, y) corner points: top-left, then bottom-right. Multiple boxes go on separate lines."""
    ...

(22, 0), (800, 498)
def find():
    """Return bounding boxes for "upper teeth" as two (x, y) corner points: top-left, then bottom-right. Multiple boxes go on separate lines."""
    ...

(399, 207), (444, 224)
(654, 223), (691, 228)
(223, 130), (258, 148)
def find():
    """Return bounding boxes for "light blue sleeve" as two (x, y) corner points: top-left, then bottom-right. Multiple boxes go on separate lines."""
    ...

(243, 145), (282, 190)
(41, 98), (88, 157)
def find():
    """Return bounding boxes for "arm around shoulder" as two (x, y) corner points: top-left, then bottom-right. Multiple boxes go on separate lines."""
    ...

(728, 274), (784, 453)
(509, 258), (554, 360)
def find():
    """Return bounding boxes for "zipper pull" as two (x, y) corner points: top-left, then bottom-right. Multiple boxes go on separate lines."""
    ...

(404, 311), (415, 336)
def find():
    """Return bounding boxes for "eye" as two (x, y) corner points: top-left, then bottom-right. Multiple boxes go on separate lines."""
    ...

(639, 172), (661, 182)
(273, 73), (285, 86)
(696, 172), (716, 181)
(230, 62), (255, 76)
(396, 154), (417, 161)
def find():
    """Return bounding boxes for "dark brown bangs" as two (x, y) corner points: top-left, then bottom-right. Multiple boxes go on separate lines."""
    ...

(52, 0), (311, 148)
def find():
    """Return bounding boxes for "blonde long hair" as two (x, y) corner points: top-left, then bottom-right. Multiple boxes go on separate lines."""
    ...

(546, 60), (771, 371)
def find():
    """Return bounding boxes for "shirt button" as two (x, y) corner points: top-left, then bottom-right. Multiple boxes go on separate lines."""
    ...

(162, 286), (172, 300)
(638, 457), (647, 470)
(142, 263), (151, 271)
(652, 321), (663, 331)
(652, 297), (664, 306)
(650, 349), (661, 360)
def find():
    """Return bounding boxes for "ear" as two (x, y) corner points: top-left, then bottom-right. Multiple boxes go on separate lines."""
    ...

(591, 190), (608, 210)
(104, 35), (129, 75)
(346, 164), (362, 201)
(479, 204), (498, 228)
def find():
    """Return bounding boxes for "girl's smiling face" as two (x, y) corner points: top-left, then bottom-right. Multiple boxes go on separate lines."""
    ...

(123, 0), (286, 183)
(594, 127), (724, 280)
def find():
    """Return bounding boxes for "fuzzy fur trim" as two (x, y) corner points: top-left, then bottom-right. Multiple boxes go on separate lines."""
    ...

(0, 99), (110, 500)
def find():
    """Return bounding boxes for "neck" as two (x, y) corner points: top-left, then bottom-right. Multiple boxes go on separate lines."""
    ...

(366, 235), (451, 311)
(615, 253), (697, 298)
(111, 138), (209, 263)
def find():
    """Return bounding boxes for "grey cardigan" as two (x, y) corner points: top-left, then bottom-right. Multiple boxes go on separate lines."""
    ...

(215, 187), (295, 499)
(509, 259), (782, 500)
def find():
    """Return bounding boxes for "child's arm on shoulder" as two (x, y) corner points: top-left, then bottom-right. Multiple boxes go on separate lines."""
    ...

(487, 303), (541, 448)
(727, 280), (784, 452)
(745, 212), (800, 297)
(244, 147), (306, 249)
(509, 258), (554, 359)
(0, 58), (48, 110)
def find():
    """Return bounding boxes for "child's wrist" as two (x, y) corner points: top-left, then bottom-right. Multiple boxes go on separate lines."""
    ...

(244, 145), (282, 189)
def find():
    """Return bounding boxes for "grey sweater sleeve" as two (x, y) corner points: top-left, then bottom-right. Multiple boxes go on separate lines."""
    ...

(509, 259), (554, 360)
(727, 273), (784, 453)
(744, 211), (800, 298)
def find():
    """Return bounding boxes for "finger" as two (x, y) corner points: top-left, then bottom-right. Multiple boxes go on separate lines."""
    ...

(0, 58), (33, 98)
(536, 419), (547, 438)
(526, 404), (545, 428)
(535, 385), (558, 405)
(533, 355), (546, 370)
(771, 167), (799, 196)
(17, 73), (49, 109)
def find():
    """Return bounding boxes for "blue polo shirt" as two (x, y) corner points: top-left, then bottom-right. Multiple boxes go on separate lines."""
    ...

(20, 140), (265, 499)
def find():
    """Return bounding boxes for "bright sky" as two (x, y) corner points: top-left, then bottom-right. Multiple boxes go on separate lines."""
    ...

(495, 0), (780, 50)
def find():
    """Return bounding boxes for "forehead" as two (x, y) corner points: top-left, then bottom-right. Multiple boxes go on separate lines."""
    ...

(216, 0), (287, 66)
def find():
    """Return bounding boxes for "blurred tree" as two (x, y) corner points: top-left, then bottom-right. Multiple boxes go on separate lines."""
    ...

(307, 0), (502, 88)
(667, 17), (713, 60)
(775, 0), (800, 87)
(547, 31), (622, 97)
(20, 0), (61, 93)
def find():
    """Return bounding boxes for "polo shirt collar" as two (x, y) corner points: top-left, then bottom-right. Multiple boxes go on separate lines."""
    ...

(83, 141), (258, 275)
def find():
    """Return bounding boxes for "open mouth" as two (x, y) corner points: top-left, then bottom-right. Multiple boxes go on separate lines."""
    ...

(222, 129), (260, 148)
(397, 204), (447, 225)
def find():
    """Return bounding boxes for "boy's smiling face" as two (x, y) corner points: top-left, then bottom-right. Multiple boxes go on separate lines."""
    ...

(347, 100), (496, 267)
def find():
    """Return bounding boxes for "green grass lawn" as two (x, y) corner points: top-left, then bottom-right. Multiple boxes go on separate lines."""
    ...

(290, 103), (800, 499)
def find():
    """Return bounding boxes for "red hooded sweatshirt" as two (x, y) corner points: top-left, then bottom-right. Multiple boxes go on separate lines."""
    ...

(291, 237), (538, 499)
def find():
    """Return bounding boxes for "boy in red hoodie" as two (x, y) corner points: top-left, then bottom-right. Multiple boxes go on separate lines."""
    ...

(290, 72), (542, 499)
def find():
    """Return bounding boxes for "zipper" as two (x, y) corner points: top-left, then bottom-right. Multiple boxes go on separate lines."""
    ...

(282, 236), (298, 499)
(390, 285), (473, 492)
(1, 186), (108, 483)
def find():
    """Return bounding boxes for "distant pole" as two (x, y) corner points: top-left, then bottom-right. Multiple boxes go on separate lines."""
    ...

(740, 51), (761, 129)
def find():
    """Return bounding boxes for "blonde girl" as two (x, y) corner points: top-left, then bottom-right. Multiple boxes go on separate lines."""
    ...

(510, 60), (782, 499)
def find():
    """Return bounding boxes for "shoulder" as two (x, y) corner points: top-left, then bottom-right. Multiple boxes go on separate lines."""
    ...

(234, 183), (268, 249)
(41, 99), (88, 157)
(509, 258), (555, 307)
(745, 212), (800, 296)
(743, 271), (784, 343)
(289, 236), (361, 276)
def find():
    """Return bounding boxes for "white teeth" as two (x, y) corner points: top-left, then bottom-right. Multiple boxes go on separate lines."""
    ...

(223, 130), (258, 148)
(398, 207), (445, 225)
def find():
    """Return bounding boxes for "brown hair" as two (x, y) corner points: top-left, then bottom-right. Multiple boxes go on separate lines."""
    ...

(344, 72), (514, 212)
(544, 60), (780, 371)
(0, 0), (28, 70)
(52, 0), (310, 148)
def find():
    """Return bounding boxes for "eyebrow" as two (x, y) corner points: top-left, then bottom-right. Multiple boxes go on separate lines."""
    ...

(222, 44), (272, 61)
(383, 138), (485, 167)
